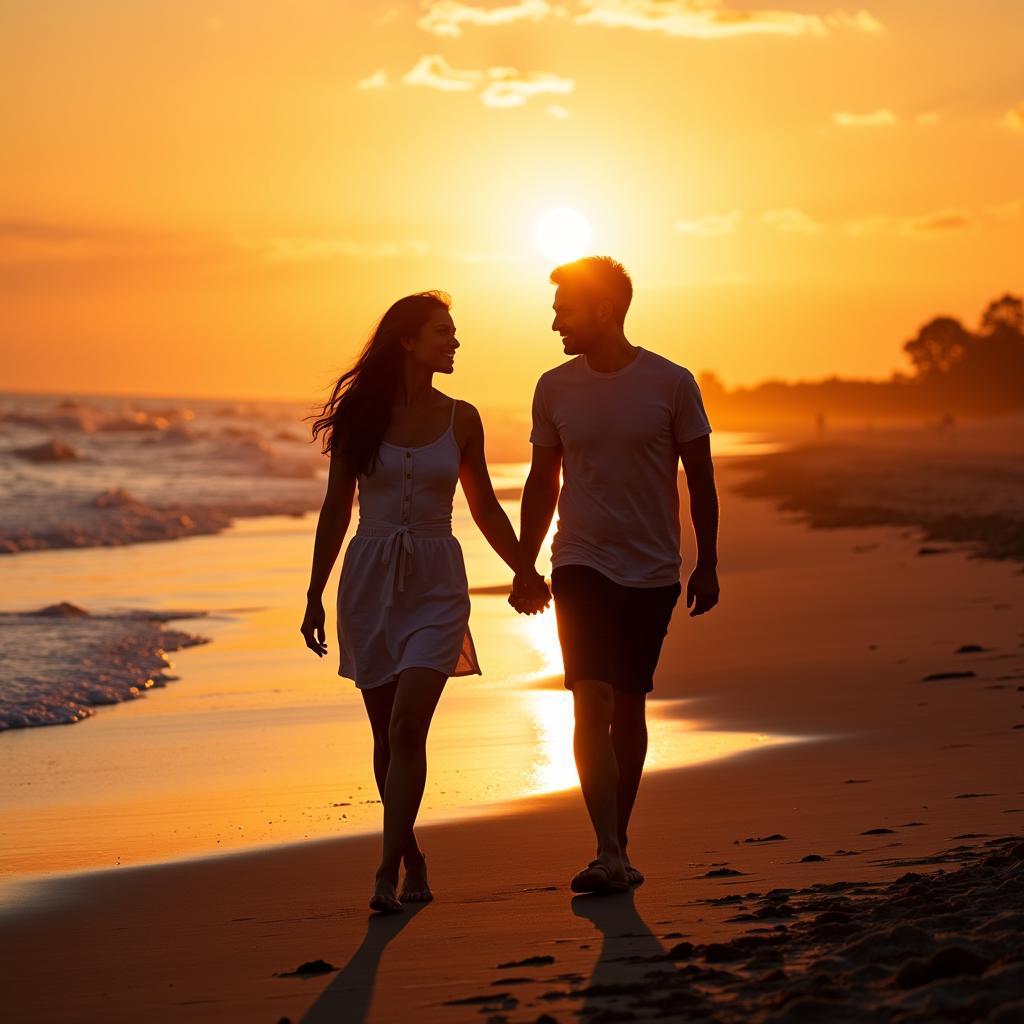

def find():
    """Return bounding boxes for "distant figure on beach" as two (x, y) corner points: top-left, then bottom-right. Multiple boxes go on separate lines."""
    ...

(301, 291), (548, 914)
(511, 256), (720, 894)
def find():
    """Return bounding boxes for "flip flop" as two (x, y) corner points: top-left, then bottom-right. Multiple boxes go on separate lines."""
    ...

(570, 860), (629, 895)
(369, 893), (403, 915)
(625, 865), (645, 887)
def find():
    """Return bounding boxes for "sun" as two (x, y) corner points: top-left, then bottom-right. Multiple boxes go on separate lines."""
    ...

(536, 207), (592, 265)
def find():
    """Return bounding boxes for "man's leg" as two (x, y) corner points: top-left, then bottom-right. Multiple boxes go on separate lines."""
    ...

(572, 679), (627, 884)
(611, 690), (648, 884)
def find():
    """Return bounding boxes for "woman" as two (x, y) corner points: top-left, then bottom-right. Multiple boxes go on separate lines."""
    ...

(301, 291), (548, 914)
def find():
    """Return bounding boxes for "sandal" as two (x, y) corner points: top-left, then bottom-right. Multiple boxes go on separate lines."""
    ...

(570, 859), (629, 895)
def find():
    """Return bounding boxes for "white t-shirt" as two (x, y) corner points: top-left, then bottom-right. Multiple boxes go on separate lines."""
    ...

(530, 348), (712, 587)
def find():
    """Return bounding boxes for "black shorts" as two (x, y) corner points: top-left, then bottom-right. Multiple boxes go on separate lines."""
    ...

(551, 564), (682, 695)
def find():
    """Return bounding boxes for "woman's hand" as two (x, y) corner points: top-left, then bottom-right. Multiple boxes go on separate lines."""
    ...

(300, 596), (328, 657)
(509, 568), (551, 615)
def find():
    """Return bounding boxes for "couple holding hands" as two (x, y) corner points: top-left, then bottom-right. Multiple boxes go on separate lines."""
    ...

(301, 256), (720, 913)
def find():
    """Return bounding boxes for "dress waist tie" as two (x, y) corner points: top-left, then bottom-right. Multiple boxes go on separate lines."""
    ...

(355, 518), (454, 608)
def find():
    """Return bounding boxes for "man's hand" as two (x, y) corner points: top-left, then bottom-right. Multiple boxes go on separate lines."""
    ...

(509, 568), (551, 615)
(300, 596), (328, 656)
(686, 563), (719, 617)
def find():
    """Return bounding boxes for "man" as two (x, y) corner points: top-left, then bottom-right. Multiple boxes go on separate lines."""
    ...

(511, 256), (720, 894)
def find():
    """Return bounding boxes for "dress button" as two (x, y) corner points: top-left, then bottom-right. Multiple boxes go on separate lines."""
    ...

(405, 451), (411, 458)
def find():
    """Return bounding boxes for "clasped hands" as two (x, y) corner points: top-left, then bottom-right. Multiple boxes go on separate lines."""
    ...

(508, 567), (551, 615)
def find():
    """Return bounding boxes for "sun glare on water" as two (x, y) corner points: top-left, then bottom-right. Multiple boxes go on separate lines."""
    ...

(536, 207), (592, 265)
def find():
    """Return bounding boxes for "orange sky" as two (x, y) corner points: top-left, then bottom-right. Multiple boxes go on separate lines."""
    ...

(2, 0), (1022, 403)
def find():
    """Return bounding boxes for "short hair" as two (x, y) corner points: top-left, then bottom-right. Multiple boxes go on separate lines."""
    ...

(550, 256), (633, 324)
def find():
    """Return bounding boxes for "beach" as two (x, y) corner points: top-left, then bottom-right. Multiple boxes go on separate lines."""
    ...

(7, 2), (1024, 1018)
(1, 428), (1021, 1022)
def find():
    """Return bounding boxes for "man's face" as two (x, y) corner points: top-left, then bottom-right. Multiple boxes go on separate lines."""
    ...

(551, 284), (599, 355)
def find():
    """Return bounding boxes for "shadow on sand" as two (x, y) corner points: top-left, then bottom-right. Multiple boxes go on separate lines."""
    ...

(572, 889), (691, 1019)
(301, 904), (428, 1024)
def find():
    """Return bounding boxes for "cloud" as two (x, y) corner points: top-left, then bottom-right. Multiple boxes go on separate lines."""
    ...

(1004, 100), (1024, 133)
(824, 9), (883, 33)
(915, 111), (940, 126)
(901, 209), (973, 235)
(413, 0), (883, 40)
(403, 54), (484, 92)
(833, 108), (898, 127)
(480, 68), (574, 108)
(356, 69), (389, 91)
(0, 220), (220, 266)
(547, 104), (571, 119)
(673, 210), (742, 236)
(0, 221), (435, 269)
(574, 1), (883, 39)
(418, 0), (554, 37)
(401, 54), (573, 107)
(761, 207), (822, 234)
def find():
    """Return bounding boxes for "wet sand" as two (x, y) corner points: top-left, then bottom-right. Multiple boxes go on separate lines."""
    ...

(1, 455), (1022, 1022)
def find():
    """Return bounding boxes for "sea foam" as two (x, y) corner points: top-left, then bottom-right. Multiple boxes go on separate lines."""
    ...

(0, 602), (208, 730)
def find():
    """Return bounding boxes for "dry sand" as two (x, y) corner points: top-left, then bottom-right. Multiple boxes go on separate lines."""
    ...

(1, 454), (1022, 1023)
(736, 416), (1024, 563)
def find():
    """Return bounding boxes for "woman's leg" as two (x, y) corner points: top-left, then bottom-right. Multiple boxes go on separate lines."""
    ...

(361, 681), (426, 870)
(374, 667), (448, 900)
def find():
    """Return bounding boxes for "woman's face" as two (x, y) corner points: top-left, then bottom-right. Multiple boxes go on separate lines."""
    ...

(403, 308), (460, 374)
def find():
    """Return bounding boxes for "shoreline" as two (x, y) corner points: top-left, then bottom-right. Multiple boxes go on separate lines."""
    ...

(1, 457), (1021, 1020)
(0, 721), (810, 913)
(0, 502), (800, 885)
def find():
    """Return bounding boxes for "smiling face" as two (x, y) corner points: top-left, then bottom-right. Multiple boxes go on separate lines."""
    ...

(551, 283), (605, 355)
(403, 307), (460, 374)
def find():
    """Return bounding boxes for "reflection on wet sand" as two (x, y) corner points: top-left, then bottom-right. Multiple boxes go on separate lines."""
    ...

(1, 443), (799, 885)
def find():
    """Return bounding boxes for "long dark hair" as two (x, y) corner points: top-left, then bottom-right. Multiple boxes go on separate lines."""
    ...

(309, 291), (451, 475)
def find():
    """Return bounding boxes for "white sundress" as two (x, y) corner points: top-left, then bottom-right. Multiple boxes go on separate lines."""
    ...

(337, 399), (481, 689)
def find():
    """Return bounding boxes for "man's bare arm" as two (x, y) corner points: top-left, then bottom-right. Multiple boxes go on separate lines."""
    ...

(678, 434), (720, 616)
(513, 444), (562, 612)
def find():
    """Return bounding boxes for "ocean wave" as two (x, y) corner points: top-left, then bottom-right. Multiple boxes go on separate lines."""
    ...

(0, 392), (325, 555)
(0, 602), (209, 730)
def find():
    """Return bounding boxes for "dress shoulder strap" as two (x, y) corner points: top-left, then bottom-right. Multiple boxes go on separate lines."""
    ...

(448, 398), (458, 428)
